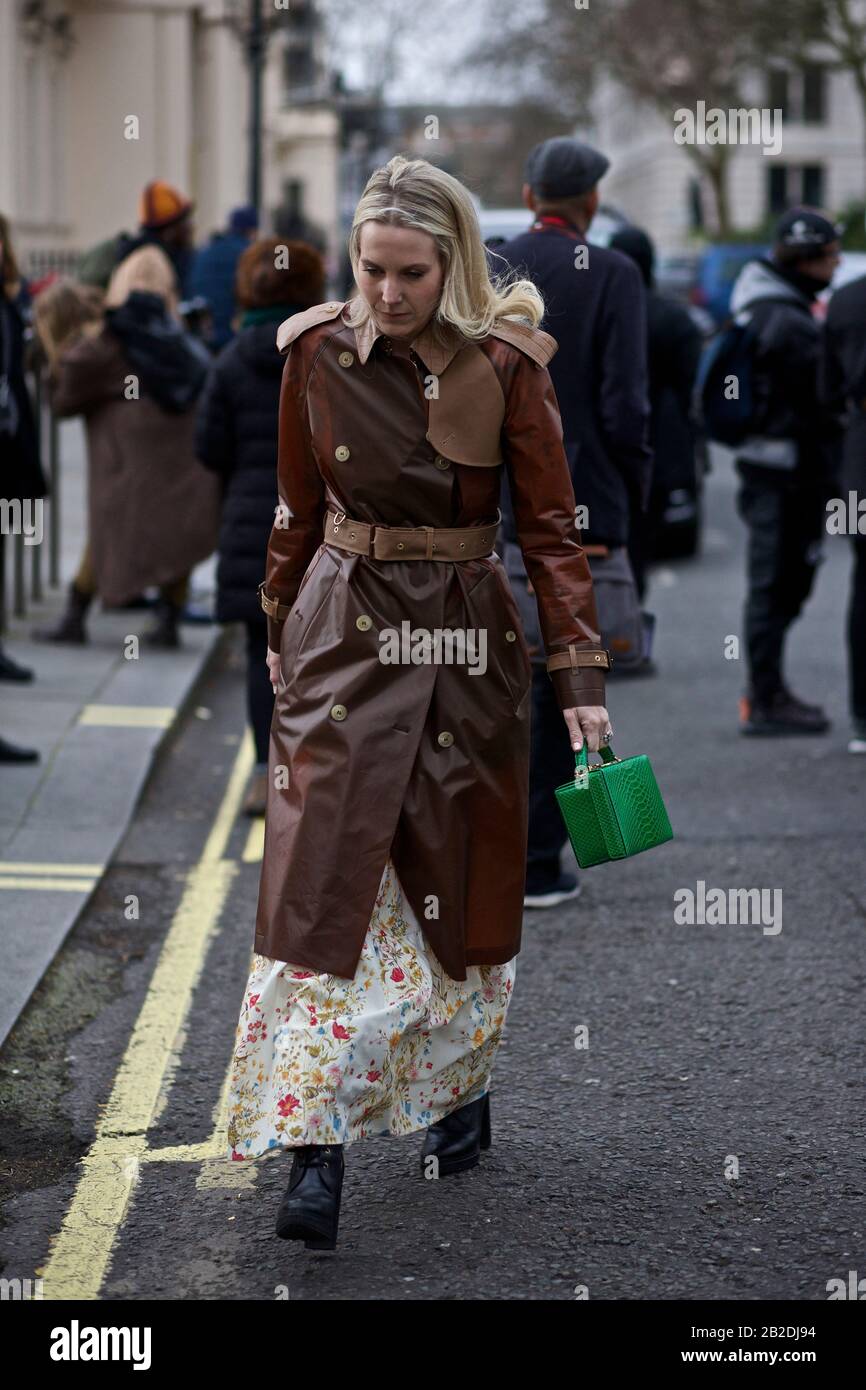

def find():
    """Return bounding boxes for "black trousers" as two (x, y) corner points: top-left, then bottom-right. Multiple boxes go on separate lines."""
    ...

(527, 664), (574, 883)
(735, 468), (825, 705)
(244, 616), (274, 766)
(849, 535), (866, 723)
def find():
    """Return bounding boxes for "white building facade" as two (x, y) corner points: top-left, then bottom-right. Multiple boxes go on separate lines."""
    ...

(0, 0), (340, 274)
(585, 61), (866, 251)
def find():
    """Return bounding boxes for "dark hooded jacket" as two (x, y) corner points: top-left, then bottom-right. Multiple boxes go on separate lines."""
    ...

(728, 258), (839, 485)
(195, 308), (305, 624)
(820, 272), (866, 498)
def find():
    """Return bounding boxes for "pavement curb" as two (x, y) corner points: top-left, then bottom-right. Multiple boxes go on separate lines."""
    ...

(0, 619), (232, 1049)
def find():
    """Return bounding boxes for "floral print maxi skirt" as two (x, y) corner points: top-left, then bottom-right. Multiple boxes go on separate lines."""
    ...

(227, 857), (516, 1159)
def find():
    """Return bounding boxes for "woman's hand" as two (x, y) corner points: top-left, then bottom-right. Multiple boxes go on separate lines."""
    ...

(266, 647), (282, 695)
(563, 706), (612, 753)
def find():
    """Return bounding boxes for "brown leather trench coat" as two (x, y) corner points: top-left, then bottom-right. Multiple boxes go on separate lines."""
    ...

(254, 299), (609, 981)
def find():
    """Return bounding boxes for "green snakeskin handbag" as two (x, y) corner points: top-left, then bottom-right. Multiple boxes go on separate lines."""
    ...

(554, 742), (674, 868)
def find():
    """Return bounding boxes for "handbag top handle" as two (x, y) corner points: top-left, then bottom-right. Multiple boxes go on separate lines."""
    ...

(576, 742), (618, 771)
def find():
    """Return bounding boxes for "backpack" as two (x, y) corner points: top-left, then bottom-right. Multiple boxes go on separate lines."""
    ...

(696, 316), (759, 446)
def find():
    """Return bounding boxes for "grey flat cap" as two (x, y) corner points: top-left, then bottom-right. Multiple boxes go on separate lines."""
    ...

(524, 137), (610, 198)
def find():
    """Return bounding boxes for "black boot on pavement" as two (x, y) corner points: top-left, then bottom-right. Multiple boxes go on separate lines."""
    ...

(32, 580), (92, 645)
(739, 690), (830, 736)
(0, 645), (34, 681)
(420, 1091), (491, 1178)
(242, 766), (268, 817)
(0, 735), (39, 763)
(143, 597), (181, 649)
(275, 1144), (344, 1249)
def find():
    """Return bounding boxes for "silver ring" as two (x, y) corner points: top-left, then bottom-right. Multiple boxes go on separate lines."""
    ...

(601, 729), (612, 744)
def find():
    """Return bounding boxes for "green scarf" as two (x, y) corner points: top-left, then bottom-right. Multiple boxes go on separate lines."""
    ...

(239, 304), (300, 330)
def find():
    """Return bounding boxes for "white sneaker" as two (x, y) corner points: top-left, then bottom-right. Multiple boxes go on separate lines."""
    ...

(523, 876), (582, 910)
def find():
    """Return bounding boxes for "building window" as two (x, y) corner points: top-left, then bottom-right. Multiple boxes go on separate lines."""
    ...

(768, 69), (789, 121)
(768, 166), (788, 214)
(767, 164), (825, 214)
(802, 65), (825, 123)
(802, 165), (824, 205)
(767, 64), (826, 124)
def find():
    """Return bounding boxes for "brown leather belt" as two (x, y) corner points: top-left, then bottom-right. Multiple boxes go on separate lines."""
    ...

(324, 508), (499, 561)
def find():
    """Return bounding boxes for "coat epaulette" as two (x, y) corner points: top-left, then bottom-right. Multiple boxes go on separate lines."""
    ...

(488, 317), (558, 369)
(276, 300), (347, 355)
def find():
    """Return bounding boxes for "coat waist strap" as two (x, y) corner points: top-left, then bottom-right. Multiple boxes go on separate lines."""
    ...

(324, 508), (500, 561)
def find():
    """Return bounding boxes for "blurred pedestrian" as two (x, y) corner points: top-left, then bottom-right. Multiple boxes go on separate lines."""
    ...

(492, 137), (652, 908)
(610, 226), (702, 599)
(77, 181), (196, 299)
(820, 268), (866, 754)
(0, 212), (47, 698)
(189, 204), (259, 353)
(195, 237), (325, 815)
(727, 208), (842, 735)
(38, 245), (219, 647)
(31, 279), (104, 644)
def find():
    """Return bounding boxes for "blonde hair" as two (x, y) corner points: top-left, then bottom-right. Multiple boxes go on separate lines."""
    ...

(34, 278), (104, 369)
(344, 155), (544, 344)
(104, 244), (179, 317)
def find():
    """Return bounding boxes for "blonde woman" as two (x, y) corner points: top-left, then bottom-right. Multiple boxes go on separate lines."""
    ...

(227, 155), (612, 1250)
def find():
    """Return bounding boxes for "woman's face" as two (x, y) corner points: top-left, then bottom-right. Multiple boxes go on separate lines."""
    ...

(356, 221), (443, 340)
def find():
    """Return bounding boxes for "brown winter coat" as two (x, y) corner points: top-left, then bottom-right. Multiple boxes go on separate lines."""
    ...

(49, 329), (220, 605)
(255, 299), (609, 981)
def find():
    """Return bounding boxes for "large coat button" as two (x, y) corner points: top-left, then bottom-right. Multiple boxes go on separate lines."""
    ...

(355, 615), (372, 631)
(505, 630), (517, 642)
(330, 704), (348, 721)
(437, 731), (454, 747)
(338, 351), (354, 367)
(335, 444), (351, 461)
(434, 454), (450, 470)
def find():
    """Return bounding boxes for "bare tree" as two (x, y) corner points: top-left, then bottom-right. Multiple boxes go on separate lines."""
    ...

(463, 0), (803, 236)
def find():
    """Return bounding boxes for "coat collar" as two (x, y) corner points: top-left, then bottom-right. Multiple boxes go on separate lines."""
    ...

(353, 311), (465, 374)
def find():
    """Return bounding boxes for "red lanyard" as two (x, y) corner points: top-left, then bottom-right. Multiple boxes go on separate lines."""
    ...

(530, 214), (581, 241)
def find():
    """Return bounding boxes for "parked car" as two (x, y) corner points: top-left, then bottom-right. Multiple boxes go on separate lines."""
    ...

(655, 251), (700, 302)
(475, 203), (629, 249)
(692, 243), (770, 324)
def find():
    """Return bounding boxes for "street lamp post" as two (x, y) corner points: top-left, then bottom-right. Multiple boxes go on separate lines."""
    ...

(247, 0), (264, 216)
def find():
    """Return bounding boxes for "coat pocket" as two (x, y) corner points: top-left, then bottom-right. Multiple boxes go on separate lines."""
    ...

(475, 558), (533, 715)
(279, 547), (343, 684)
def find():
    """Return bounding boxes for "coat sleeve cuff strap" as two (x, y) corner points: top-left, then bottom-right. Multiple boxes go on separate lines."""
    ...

(545, 645), (612, 674)
(258, 581), (292, 620)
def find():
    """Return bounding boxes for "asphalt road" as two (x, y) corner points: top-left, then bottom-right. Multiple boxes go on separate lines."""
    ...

(1, 458), (864, 1302)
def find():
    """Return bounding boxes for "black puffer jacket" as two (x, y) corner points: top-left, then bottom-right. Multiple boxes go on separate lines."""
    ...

(820, 272), (866, 498)
(195, 315), (290, 624)
(1, 291), (48, 501)
(728, 258), (839, 484)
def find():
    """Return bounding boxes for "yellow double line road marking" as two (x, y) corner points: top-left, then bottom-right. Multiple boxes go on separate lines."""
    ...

(0, 864), (102, 892)
(41, 731), (256, 1300)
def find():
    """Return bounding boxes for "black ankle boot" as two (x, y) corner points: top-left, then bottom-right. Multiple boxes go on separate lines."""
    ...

(420, 1091), (491, 1178)
(32, 581), (92, 644)
(0, 734), (39, 762)
(275, 1144), (344, 1249)
(143, 597), (180, 648)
